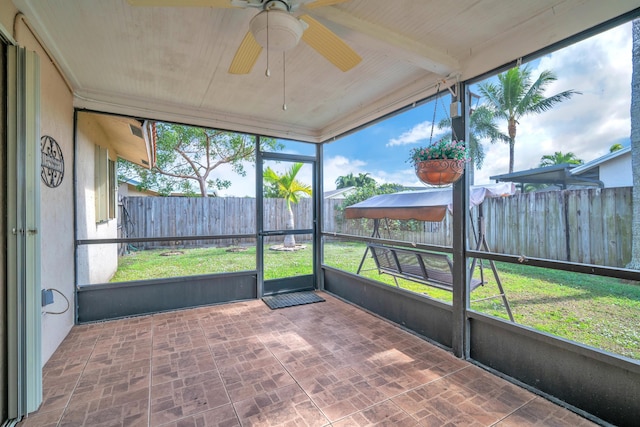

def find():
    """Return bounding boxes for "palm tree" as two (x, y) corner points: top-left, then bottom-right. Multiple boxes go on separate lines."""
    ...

(478, 66), (580, 173)
(628, 19), (640, 270)
(539, 151), (583, 167)
(335, 172), (375, 189)
(355, 173), (376, 188)
(263, 163), (312, 248)
(335, 173), (356, 189)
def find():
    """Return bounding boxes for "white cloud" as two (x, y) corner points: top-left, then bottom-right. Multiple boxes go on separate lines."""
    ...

(216, 159), (318, 197)
(374, 168), (427, 188)
(323, 155), (368, 190)
(386, 121), (448, 147)
(211, 161), (256, 197)
(205, 155), (372, 196)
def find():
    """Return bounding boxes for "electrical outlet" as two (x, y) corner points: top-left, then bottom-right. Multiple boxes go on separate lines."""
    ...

(450, 101), (461, 118)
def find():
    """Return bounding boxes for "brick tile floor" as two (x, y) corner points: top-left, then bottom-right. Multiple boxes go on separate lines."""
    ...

(18, 292), (597, 426)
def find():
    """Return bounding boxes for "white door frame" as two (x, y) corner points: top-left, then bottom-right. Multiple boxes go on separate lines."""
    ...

(6, 43), (42, 422)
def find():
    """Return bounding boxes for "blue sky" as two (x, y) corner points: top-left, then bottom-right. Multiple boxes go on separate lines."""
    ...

(214, 21), (632, 196)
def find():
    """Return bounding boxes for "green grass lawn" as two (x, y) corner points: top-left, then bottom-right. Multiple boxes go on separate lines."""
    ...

(112, 244), (313, 282)
(111, 241), (640, 359)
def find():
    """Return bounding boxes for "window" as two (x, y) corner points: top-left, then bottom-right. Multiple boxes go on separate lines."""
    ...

(94, 145), (116, 223)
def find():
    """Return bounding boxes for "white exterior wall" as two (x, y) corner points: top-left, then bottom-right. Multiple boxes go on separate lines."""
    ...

(8, 11), (76, 365)
(76, 115), (119, 285)
(599, 152), (632, 188)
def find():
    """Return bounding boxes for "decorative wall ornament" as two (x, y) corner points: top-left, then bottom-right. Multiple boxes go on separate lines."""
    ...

(40, 135), (64, 188)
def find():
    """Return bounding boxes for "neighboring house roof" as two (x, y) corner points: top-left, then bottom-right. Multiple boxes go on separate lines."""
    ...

(118, 178), (217, 197)
(490, 164), (595, 189)
(490, 148), (632, 189)
(324, 187), (356, 199)
(118, 179), (159, 196)
(570, 146), (630, 175)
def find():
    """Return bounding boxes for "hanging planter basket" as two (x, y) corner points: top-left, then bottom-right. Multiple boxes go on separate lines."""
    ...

(415, 159), (466, 186)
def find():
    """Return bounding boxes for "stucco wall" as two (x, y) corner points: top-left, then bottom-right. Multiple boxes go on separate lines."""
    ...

(76, 114), (119, 285)
(10, 10), (76, 365)
(0, 0), (17, 33)
(600, 152), (632, 188)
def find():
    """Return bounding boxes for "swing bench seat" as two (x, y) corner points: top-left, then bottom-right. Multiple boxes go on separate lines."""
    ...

(367, 244), (484, 292)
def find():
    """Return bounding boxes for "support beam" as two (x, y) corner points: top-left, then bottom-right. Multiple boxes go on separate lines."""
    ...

(315, 144), (324, 290)
(255, 136), (264, 298)
(451, 82), (469, 359)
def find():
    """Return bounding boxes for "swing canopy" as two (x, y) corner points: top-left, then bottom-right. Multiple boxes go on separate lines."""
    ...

(344, 182), (516, 222)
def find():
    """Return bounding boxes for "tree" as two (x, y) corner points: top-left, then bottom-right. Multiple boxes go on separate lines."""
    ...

(263, 163), (312, 247)
(539, 151), (583, 167)
(610, 143), (624, 152)
(335, 173), (356, 189)
(478, 66), (580, 173)
(355, 173), (376, 188)
(628, 19), (640, 270)
(118, 122), (280, 197)
(335, 172), (376, 189)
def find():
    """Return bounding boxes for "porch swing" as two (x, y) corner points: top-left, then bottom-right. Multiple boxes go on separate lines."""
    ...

(345, 183), (516, 322)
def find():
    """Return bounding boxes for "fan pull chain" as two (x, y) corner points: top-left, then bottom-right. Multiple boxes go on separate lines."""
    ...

(283, 51), (287, 111)
(265, 10), (271, 77)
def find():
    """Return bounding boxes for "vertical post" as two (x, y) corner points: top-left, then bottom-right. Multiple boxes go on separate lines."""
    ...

(451, 81), (470, 359)
(255, 135), (264, 298)
(315, 143), (324, 290)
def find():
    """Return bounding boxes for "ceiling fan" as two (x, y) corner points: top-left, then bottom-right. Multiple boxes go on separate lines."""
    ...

(127, 0), (362, 74)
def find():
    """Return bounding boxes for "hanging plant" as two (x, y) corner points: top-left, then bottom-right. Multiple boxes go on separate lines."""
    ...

(408, 139), (469, 186)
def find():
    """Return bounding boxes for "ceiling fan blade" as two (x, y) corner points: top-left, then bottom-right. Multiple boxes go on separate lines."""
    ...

(300, 14), (361, 72)
(127, 0), (233, 7)
(303, 0), (349, 9)
(228, 31), (263, 74)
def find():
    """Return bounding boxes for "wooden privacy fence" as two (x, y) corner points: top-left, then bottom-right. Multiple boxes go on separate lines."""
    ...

(481, 187), (631, 267)
(122, 187), (632, 267)
(121, 197), (314, 249)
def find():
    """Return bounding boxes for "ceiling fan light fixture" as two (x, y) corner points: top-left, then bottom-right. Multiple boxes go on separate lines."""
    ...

(250, 9), (304, 51)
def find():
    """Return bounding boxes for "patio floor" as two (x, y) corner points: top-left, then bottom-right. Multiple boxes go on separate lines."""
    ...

(18, 292), (597, 426)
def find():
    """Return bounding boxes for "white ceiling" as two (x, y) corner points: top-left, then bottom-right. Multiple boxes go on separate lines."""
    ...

(13, 0), (640, 143)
